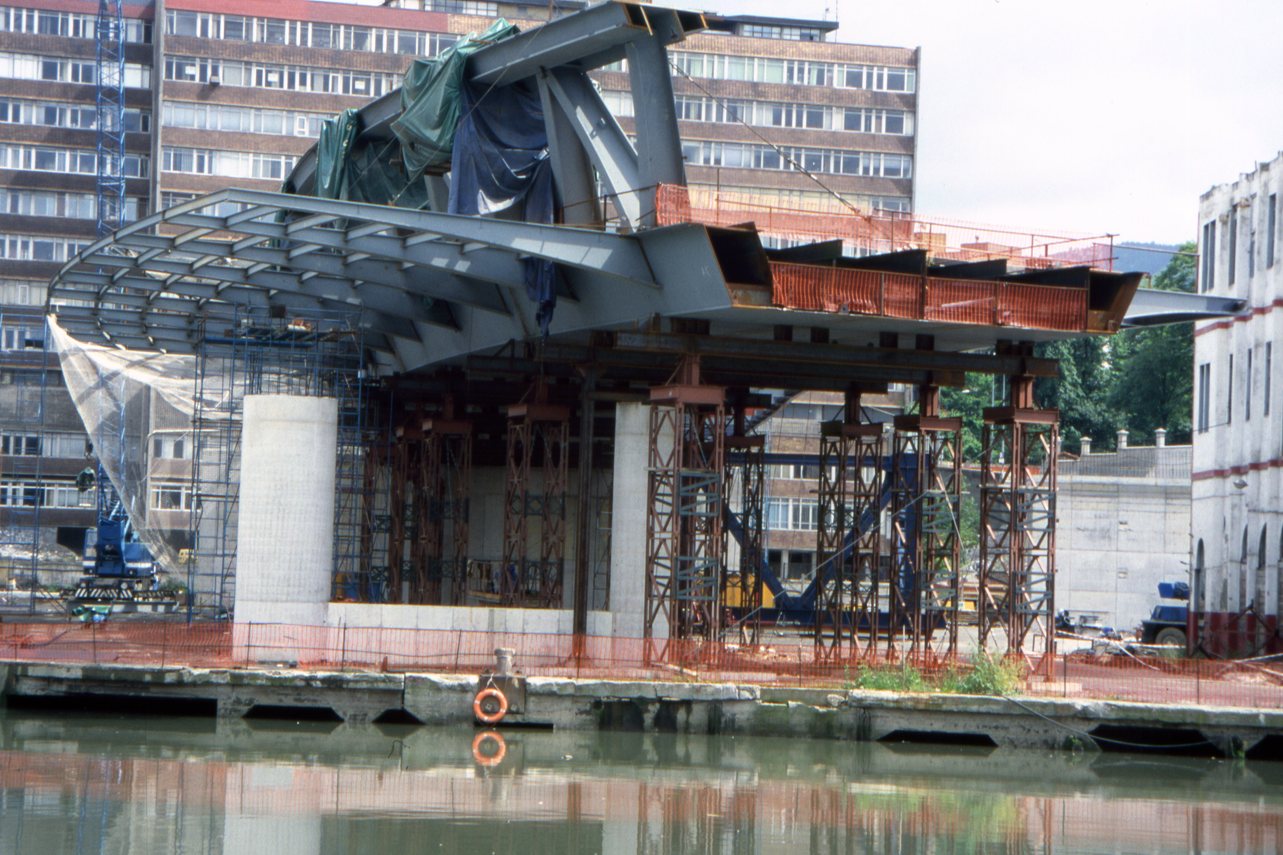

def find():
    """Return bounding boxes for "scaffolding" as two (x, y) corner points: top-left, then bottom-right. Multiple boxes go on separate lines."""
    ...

(501, 386), (570, 608)
(645, 357), (726, 653)
(588, 467), (613, 611)
(725, 432), (764, 644)
(0, 318), (51, 614)
(978, 373), (1059, 668)
(891, 398), (963, 662)
(814, 416), (884, 660)
(417, 411), (472, 605)
(189, 309), (366, 617)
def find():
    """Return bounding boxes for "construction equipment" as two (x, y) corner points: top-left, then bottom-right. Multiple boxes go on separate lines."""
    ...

(65, 465), (174, 612)
(1139, 580), (1189, 648)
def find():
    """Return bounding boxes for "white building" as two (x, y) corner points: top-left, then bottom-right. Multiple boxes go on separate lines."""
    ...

(1055, 431), (1190, 633)
(1192, 151), (1283, 656)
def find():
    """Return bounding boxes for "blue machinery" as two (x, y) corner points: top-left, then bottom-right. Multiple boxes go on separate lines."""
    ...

(66, 0), (164, 608)
(94, 0), (126, 242)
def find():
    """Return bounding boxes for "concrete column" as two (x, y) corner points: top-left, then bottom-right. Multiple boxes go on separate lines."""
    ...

(1080, 436), (1092, 455)
(609, 402), (661, 639)
(1117, 429), (1129, 450)
(234, 394), (338, 626)
(1155, 428), (1167, 447)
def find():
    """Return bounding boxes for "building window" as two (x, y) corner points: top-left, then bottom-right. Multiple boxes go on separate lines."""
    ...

(152, 434), (187, 459)
(1248, 199), (1257, 280)
(1, 433), (40, 455)
(1228, 206), (1237, 286)
(766, 497), (819, 531)
(1200, 220), (1216, 292)
(1245, 347), (1253, 421)
(1269, 194), (1278, 269)
(1197, 362), (1210, 432)
(1227, 354), (1234, 425)
(1266, 343), (1273, 417)
(150, 481), (194, 512)
(0, 324), (46, 350)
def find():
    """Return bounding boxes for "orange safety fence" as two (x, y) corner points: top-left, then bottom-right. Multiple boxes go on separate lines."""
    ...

(770, 262), (1089, 332)
(655, 184), (1116, 272)
(3, 620), (1283, 709)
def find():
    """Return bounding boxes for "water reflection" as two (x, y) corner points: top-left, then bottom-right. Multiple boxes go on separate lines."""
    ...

(1, 711), (1280, 854)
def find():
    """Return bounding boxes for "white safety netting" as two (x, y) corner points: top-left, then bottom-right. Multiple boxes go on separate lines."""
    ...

(47, 317), (232, 578)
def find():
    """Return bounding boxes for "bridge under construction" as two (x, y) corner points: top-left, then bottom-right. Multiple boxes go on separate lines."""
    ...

(45, 1), (1238, 671)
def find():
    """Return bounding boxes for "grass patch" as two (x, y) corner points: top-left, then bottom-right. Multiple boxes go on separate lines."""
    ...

(940, 653), (1026, 696)
(845, 653), (1026, 696)
(846, 662), (929, 692)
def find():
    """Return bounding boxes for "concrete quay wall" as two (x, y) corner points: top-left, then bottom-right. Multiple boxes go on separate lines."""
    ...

(3, 661), (1280, 756)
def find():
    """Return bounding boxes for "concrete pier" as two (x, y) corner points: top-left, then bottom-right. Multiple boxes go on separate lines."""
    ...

(3, 661), (1279, 757)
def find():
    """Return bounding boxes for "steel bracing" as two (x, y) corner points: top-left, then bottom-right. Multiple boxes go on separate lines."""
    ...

(502, 393), (570, 608)
(890, 409), (963, 662)
(978, 378), (1059, 667)
(417, 416), (472, 606)
(645, 359), (726, 653)
(726, 433), (764, 645)
(814, 421), (883, 660)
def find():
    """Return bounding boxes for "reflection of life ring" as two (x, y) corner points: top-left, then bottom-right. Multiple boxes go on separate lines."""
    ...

(471, 730), (507, 767)
(473, 686), (509, 725)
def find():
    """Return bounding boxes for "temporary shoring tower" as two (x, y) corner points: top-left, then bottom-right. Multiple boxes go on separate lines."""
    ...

(46, 1), (1240, 663)
(189, 311), (366, 615)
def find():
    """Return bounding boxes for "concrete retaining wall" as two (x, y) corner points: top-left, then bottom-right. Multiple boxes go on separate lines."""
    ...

(4, 661), (1279, 756)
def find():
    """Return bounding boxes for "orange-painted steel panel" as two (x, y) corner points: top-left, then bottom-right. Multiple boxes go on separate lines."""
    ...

(770, 262), (1088, 332)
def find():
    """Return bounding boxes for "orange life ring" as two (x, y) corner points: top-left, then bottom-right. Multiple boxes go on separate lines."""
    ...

(472, 686), (509, 725)
(471, 730), (507, 766)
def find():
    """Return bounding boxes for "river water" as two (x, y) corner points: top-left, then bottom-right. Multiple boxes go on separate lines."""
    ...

(0, 709), (1280, 854)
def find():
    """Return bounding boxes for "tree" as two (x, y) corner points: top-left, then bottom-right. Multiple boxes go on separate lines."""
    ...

(1107, 243), (1195, 444)
(1034, 337), (1119, 451)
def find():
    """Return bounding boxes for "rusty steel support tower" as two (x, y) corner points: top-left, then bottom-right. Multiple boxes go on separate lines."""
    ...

(645, 357), (726, 656)
(385, 424), (417, 602)
(503, 388), (570, 608)
(979, 368), (1059, 668)
(417, 409), (472, 606)
(814, 387), (884, 660)
(891, 385), (963, 662)
(726, 419), (765, 645)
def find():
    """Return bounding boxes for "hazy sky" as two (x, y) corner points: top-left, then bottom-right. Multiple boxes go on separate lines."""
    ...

(675, 0), (1283, 243)
(339, 0), (1283, 242)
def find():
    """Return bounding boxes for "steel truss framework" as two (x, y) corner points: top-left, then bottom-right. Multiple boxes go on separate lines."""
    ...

(373, 410), (475, 606)
(814, 421), (883, 661)
(978, 406), (1059, 667)
(417, 417), (472, 606)
(502, 398), (570, 608)
(726, 434), (765, 645)
(645, 360), (726, 653)
(890, 413), (963, 662)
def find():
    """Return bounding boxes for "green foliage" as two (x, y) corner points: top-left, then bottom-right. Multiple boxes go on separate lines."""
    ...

(939, 374), (991, 461)
(847, 662), (929, 692)
(940, 653), (1026, 696)
(1034, 337), (1119, 450)
(941, 245), (1195, 452)
(1107, 242), (1196, 445)
(957, 488), (980, 552)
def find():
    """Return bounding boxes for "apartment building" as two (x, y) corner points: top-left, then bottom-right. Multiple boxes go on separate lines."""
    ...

(1192, 150), (1283, 655)
(0, 0), (919, 584)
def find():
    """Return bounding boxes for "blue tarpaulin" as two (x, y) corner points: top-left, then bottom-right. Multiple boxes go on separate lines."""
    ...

(448, 77), (557, 335)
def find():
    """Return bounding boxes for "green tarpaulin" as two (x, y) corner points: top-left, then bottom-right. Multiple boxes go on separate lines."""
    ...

(392, 19), (519, 179)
